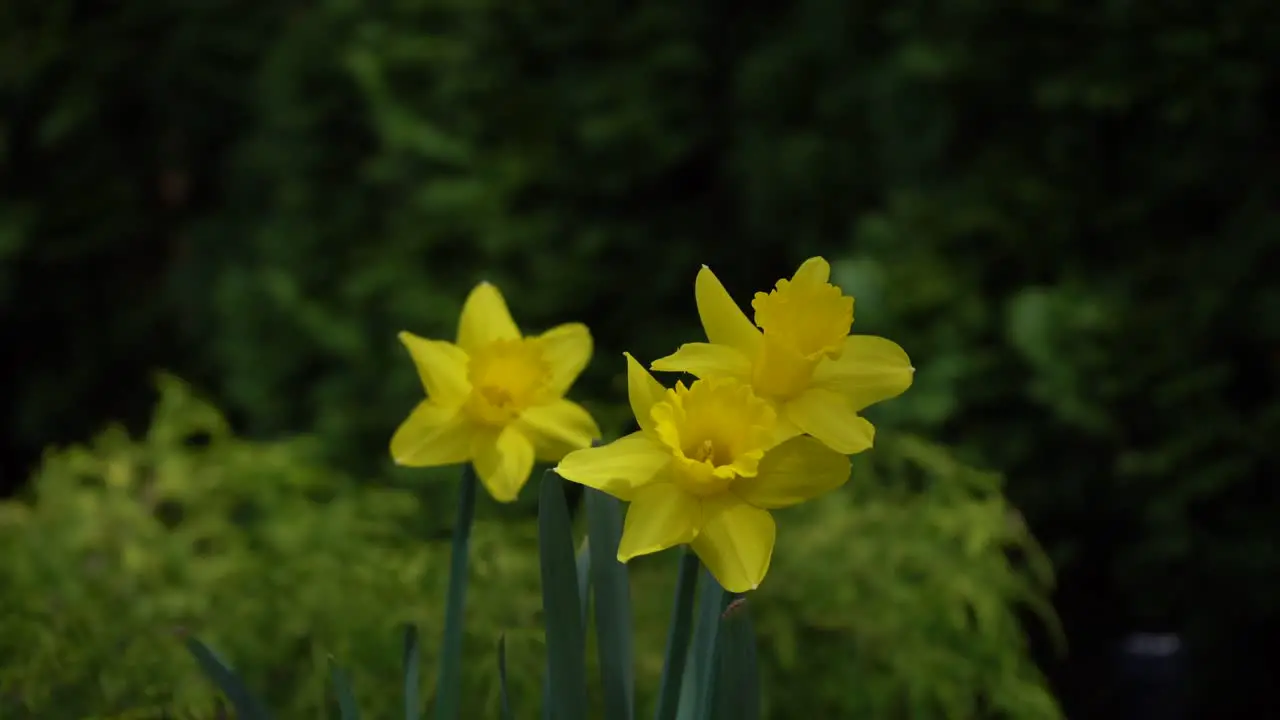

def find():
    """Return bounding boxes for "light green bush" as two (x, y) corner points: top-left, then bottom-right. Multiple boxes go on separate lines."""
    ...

(0, 376), (1059, 718)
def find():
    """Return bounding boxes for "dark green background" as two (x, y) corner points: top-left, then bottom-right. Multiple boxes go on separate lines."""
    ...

(3, 0), (1277, 716)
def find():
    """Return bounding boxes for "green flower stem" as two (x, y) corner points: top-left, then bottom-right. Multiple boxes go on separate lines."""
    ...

(654, 548), (701, 720)
(433, 464), (477, 720)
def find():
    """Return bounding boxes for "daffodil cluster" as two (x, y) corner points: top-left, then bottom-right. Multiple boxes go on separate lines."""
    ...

(390, 257), (913, 592)
(557, 257), (914, 591)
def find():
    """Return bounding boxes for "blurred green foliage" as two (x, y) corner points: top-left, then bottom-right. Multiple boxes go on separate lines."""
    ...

(0, 378), (1057, 718)
(2, 0), (1277, 715)
(0, 375), (549, 718)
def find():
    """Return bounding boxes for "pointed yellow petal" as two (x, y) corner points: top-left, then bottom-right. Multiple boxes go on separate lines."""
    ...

(811, 335), (914, 411)
(791, 256), (831, 286)
(617, 482), (700, 562)
(523, 434), (578, 463)
(625, 352), (668, 434)
(734, 436), (851, 509)
(399, 332), (471, 405)
(650, 342), (751, 380)
(691, 494), (775, 592)
(457, 281), (521, 353)
(555, 431), (669, 501)
(390, 401), (477, 466)
(783, 388), (875, 455)
(768, 414), (804, 449)
(472, 425), (535, 502)
(519, 399), (601, 453)
(535, 322), (592, 395)
(695, 265), (761, 355)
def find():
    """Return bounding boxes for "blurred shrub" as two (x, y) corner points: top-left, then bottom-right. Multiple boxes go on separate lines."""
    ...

(762, 434), (1060, 719)
(0, 377), (1057, 719)
(0, 374), (551, 718)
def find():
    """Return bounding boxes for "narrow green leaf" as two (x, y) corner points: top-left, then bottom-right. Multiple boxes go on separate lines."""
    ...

(576, 537), (592, 623)
(537, 470), (589, 720)
(674, 645), (698, 720)
(497, 635), (514, 720)
(184, 637), (272, 720)
(654, 549), (701, 720)
(682, 569), (728, 720)
(329, 656), (361, 720)
(404, 624), (421, 720)
(584, 488), (635, 720)
(435, 464), (478, 720)
(544, 538), (592, 720)
(710, 597), (760, 720)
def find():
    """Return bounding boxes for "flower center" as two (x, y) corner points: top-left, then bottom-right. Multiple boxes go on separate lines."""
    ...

(688, 438), (721, 464)
(749, 272), (854, 398)
(649, 378), (776, 496)
(465, 338), (552, 425)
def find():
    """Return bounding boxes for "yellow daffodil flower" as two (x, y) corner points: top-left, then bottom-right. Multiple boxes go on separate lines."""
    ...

(391, 282), (601, 502)
(651, 257), (914, 456)
(555, 354), (850, 592)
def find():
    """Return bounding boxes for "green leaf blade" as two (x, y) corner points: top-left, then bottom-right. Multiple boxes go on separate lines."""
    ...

(584, 488), (635, 720)
(538, 470), (589, 720)
(710, 597), (760, 720)
(184, 637), (272, 720)
(682, 569), (728, 720)
(329, 656), (362, 720)
(655, 549), (701, 720)
(544, 538), (592, 720)
(404, 624), (421, 720)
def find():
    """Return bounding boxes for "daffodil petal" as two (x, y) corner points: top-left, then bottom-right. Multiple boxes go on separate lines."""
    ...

(650, 342), (751, 381)
(555, 432), (670, 501)
(457, 282), (521, 354)
(536, 322), (592, 395)
(695, 265), (761, 355)
(626, 352), (668, 435)
(691, 495), (775, 592)
(472, 425), (535, 503)
(734, 436), (851, 509)
(768, 414), (804, 449)
(399, 332), (471, 405)
(523, 435), (578, 463)
(518, 405), (598, 463)
(783, 388), (876, 455)
(519, 399), (601, 452)
(390, 401), (476, 466)
(791, 256), (832, 286)
(811, 335), (914, 410)
(617, 483), (700, 562)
